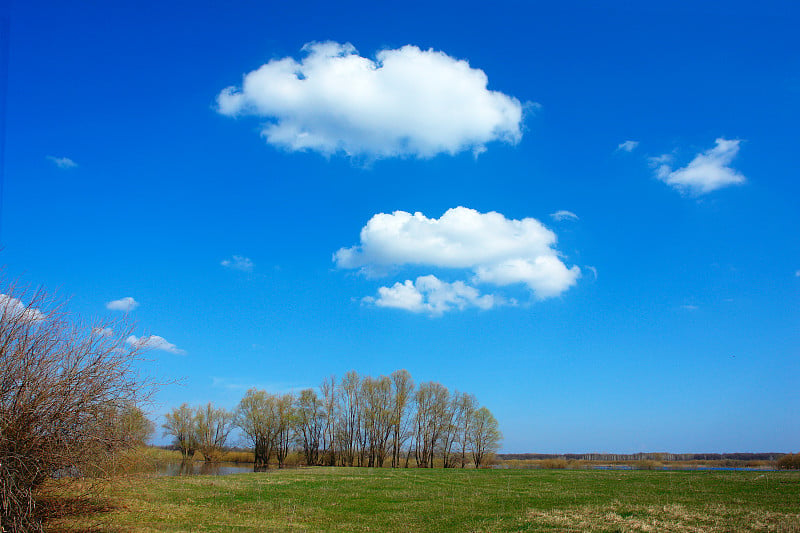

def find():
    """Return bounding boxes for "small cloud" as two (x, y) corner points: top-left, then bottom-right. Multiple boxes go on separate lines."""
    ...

(92, 327), (114, 337)
(585, 265), (598, 280)
(364, 275), (511, 316)
(681, 304), (699, 311)
(550, 210), (579, 222)
(651, 138), (745, 195)
(0, 294), (46, 323)
(126, 334), (186, 355)
(221, 255), (254, 272)
(47, 156), (77, 168)
(211, 377), (307, 393)
(616, 140), (639, 153)
(795, 269), (800, 277)
(106, 297), (139, 312)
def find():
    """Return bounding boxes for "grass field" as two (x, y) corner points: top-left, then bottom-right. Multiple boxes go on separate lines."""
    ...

(47, 467), (800, 532)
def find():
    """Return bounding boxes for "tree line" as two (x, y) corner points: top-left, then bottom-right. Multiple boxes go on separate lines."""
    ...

(163, 370), (502, 469)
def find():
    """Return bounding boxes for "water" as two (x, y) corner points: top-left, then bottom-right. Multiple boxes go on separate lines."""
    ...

(156, 461), (255, 476)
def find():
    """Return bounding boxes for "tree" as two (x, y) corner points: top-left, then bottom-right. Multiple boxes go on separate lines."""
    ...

(295, 389), (324, 466)
(414, 382), (450, 468)
(320, 375), (337, 466)
(194, 403), (233, 462)
(452, 392), (476, 468)
(0, 283), (153, 532)
(114, 404), (155, 446)
(235, 390), (276, 470)
(163, 403), (198, 459)
(389, 370), (414, 468)
(274, 393), (294, 468)
(469, 407), (502, 468)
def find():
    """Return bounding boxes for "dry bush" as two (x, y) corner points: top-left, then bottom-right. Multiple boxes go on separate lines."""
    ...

(777, 453), (800, 470)
(539, 458), (569, 469)
(220, 451), (255, 463)
(0, 281), (154, 532)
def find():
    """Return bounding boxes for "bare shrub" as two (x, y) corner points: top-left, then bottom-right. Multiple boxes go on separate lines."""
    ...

(777, 453), (800, 470)
(0, 281), (154, 532)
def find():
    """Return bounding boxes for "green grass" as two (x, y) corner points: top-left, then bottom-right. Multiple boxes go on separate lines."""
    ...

(48, 467), (800, 532)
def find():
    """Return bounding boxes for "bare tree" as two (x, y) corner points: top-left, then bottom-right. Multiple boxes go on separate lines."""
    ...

(452, 392), (477, 468)
(320, 375), (337, 466)
(0, 282), (154, 532)
(361, 375), (393, 467)
(338, 371), (361, 466)
(163, 403), (197, 460)
(194, 403), (233, 462)
(390, 370), (414, 468)
(414, 382), (450, 468)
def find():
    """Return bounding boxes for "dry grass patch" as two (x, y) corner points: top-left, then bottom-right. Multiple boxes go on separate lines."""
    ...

(526, 504), (800, 532)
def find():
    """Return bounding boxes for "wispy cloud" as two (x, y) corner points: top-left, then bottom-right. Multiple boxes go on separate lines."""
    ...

(0, 294), (46, 323)
(681, 304), (699, 311)
(211, 377), (308, 393)
(126, 335), (186, 355)
(217, 41), (524, 160)
(106, 297), (139, 312)
(616, 140), (639, 153)
(550, 210), (579, 222)
(221, 255), (254, 272)
(92, 327), (114, 337)
(651, 138), (745, 195)
(47, 155), (77, 168)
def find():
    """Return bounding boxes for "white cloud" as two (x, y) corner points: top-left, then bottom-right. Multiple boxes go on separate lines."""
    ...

(0, 294), (46, 323)
(652, 138), (745, 195)
(795, 269), (800, 277)
(217, 41), (524, 159)
(586, 265), (598, 280)
(221, 255), (254, 272)
(335, 206), (580, 301)
(681, 304), (699, 311)
(126, 335), (186, 355)
(47, 155), (77, 168)
(364, 275), (507, 316)
(106, 297), (139, 312)
(550, 210), (579, 222)
(92, 327), (114, 337)
(616, 140), (639, 152)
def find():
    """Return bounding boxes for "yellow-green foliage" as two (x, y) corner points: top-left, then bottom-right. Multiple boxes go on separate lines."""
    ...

(778, 453), (800, 470)
(219, 451), (255, 463)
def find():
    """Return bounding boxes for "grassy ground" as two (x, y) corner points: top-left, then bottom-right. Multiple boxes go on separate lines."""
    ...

(47, 467), (800, 532)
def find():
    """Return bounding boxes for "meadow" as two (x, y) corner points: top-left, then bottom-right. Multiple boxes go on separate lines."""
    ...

(47, 467), (800, 532)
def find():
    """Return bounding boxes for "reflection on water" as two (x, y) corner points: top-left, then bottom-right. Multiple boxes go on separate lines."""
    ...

(158, 460), (255, 476)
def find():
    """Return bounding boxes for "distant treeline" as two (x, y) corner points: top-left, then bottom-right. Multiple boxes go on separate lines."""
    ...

(499, 452), (784, 461)
(163, 370), (502, 469)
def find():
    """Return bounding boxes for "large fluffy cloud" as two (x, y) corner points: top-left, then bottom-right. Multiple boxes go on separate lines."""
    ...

(364, 275), (507, 315)
(652, 138), (745, 195)
(335, 207), (580, 304)
(217, 42), (524, 159)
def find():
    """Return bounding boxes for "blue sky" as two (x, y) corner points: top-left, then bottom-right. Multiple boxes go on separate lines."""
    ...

(2, 0), (798, 453)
